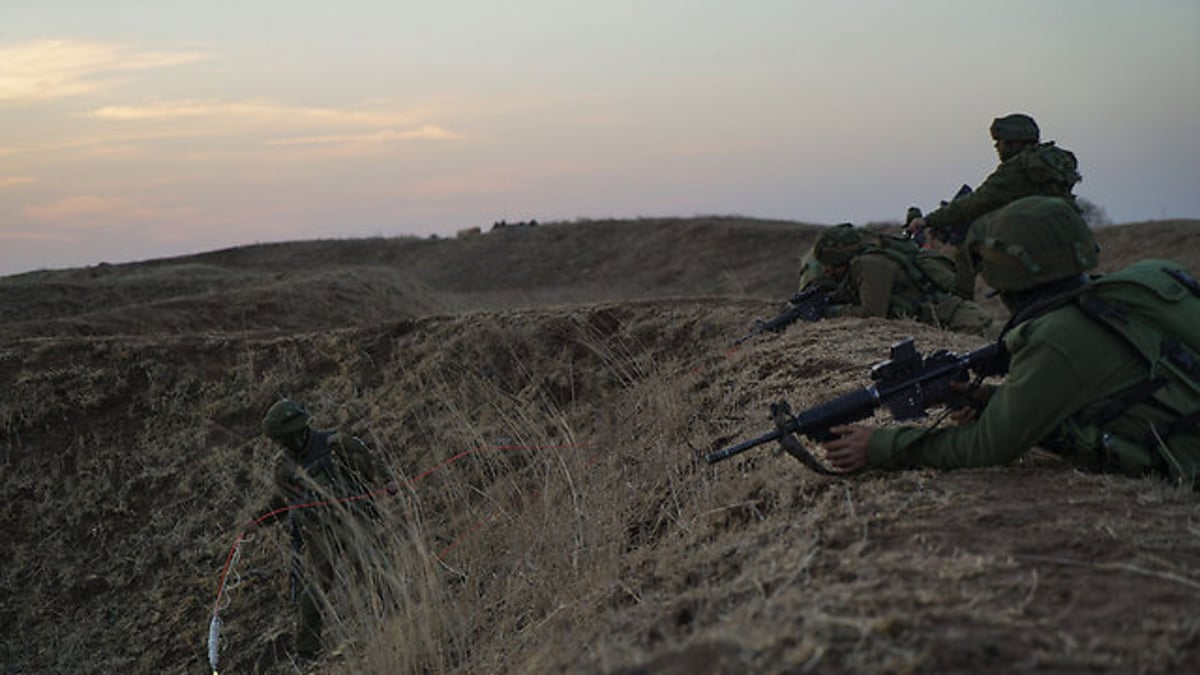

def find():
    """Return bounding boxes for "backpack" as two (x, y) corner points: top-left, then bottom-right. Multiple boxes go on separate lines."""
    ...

(1080, 260), (1200, 392)
(866, 233), (962, 298)
(1074, 260), (1200, 478)
(1020, 142), (1081, 195)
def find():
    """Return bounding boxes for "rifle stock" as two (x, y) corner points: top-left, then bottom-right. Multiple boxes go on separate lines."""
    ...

(706, 338), (1006, 466)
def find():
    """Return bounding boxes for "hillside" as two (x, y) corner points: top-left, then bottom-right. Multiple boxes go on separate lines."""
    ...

(1, 216), (1198, 674)
(0, 216), (811, 338)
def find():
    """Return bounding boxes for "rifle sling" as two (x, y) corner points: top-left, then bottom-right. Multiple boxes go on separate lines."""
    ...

(776, 434), (840, 475)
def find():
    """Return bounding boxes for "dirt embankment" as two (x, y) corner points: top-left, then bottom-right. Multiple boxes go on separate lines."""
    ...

(1, 216), (1198, 674)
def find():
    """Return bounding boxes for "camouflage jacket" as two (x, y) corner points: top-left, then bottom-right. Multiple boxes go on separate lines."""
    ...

(866, 261), (1200, 484)
(833, 253), (955, 320)
(829, 253), (995, 337)
(923, 142), (1080, 234)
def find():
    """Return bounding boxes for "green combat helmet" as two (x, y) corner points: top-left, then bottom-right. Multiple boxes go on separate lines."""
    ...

(262, 399), (311, 439)
(968, 195), (1098, 292)
(990, 113), (1040, 142)
(812, 223), (866, 266)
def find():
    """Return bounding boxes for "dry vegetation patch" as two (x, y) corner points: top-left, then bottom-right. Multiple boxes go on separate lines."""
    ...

(1, 217), (1198, 674)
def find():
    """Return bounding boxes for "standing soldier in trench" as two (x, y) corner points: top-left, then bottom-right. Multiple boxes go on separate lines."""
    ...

(245, 398), (395, 661)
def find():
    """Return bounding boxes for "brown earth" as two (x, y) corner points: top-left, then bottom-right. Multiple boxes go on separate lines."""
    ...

(1, 216), (1198, 674)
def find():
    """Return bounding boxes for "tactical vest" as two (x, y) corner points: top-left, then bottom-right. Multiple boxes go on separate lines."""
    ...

(1064, 260), (1200, 481)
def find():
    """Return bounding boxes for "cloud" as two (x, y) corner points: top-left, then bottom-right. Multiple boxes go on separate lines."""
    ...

(265, 125), (463, 146)
(24, 195), (130, 224)
(23, 195), (195, 228)
(0, 176), (36, 188)
(90, 100), (414, 128)
(0, 39), (204, 102)
(85, 100), (463, 154)
(0, 229), (74, 243)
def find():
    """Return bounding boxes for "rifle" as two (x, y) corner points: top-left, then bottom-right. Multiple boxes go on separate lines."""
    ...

(705, 337), (1008, 466)
(926, 183), (974, 245)
(906, 183), (974, 246)
(733, 286), (831, 345)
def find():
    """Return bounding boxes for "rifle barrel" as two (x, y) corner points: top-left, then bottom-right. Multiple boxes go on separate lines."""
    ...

(705, 428), (783, 463)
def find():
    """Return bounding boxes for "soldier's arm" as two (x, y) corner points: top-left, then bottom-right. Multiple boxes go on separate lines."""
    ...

(923, 160), (1031, 232)
(331, 432), (390, 487)
(864, 331), (1083, 469)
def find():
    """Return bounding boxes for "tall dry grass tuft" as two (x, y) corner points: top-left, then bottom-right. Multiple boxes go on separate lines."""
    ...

(292, 309), (699, 673)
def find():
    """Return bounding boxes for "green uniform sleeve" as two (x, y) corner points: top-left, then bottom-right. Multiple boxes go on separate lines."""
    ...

(923, 156), (1035, 232)
(865, 330), (1085, 469)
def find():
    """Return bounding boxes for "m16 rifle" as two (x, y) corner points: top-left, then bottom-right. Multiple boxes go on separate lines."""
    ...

(733, 285), (832, 346)
(906, 183), (974, 246)
(705, 337), (1008, 468)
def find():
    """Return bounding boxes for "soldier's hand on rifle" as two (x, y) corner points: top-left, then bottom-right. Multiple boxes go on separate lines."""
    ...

(905, 216), (927, 237)
(947, 380), (995, 424)
(822, 424), (874, 472)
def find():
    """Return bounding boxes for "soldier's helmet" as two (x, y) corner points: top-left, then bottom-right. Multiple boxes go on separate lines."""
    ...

(990, 113), (1040, 142)
(812, 223), (866, 266)
(262, 399), (311, 439)
(967, 196), (1097, 292)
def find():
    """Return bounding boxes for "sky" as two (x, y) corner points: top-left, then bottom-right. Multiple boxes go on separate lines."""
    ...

(2, 0), (1198, 276)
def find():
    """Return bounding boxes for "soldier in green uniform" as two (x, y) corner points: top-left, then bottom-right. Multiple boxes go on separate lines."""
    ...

(797, 246), (830, 293)
(810, 224), (998, 338)
(247, 398), (394, 660)
(908, 113), (1081, 299)
(820, 197), (1200, 485)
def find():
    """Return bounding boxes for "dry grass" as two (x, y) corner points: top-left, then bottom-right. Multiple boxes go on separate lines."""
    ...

(1, 216), (1198, 674)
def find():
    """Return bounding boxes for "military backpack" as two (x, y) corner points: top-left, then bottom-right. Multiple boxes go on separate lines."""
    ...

(865, 233), (965, 299)
(1019, 142), (1081, 196)
(1074, 260), (1200, 479)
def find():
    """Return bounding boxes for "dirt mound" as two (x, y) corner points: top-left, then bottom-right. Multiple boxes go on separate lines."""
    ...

(1, 217), (1198, 674)
(0, 217), (822, 337)
(1093, 219), (1200, 273)
(0, 266), (443, 339)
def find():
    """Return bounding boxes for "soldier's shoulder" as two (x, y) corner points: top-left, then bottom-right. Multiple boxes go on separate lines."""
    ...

(1010, 301), (1113, 359)
(328, 430), (368, 451)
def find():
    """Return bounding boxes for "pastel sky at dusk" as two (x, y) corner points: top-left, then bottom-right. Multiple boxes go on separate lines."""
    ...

(2, 0), (1198, 276)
